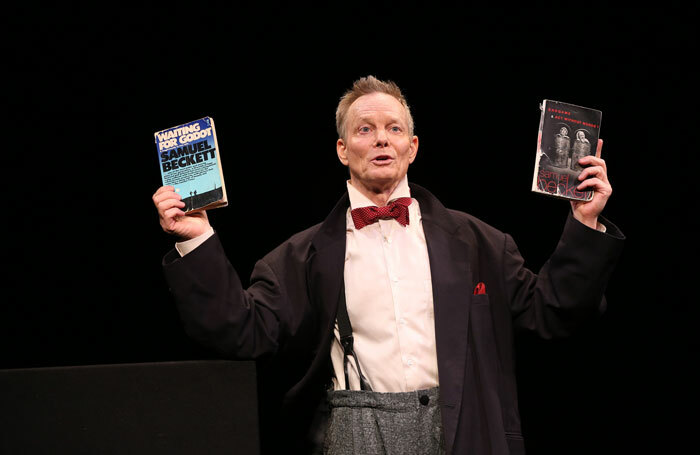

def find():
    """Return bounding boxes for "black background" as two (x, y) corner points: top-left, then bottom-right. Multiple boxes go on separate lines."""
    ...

(3, 3), (697, 453)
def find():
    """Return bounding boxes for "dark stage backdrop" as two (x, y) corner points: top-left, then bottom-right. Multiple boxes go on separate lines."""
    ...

(3, 4), (696, 454)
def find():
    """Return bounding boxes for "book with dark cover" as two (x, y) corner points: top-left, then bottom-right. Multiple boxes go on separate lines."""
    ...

(155, 117), (227, 212)
(532, 100), (602, 202)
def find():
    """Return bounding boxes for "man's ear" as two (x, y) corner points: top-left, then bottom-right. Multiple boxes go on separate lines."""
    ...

(336, 138), (349, 166)
(408, 135), (419, 164)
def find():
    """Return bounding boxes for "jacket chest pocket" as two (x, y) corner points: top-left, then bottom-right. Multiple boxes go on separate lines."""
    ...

(469, 295), (498, 363)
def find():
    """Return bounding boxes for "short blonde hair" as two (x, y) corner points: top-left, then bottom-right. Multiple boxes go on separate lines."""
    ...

(335, 75), (414, 139)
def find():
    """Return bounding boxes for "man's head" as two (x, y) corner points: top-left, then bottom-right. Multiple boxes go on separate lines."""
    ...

(336, 76), (418, 200)
(336, 76), (414, 140)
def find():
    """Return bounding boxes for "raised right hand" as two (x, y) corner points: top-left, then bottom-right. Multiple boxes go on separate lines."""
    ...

(152, 185), (211, 240)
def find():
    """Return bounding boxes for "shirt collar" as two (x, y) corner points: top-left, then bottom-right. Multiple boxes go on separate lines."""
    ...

(346, 175), (411, 210)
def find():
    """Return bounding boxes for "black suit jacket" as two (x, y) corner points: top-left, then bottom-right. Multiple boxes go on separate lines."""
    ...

(163, 183), (624, 454)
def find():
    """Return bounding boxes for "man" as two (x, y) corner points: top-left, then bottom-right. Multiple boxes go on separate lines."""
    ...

(571, 129), (593, 172)
(153, 76), (624, 454)
(553, 126), (570, 167)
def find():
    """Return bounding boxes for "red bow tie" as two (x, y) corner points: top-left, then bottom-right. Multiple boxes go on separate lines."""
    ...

(350, 197), (412, 229)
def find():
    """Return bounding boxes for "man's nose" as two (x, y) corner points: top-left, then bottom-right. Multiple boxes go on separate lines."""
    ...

(375, 129), (389, 147)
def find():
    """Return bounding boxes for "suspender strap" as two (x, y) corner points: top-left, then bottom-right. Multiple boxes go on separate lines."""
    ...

(337, 286), (372, 391)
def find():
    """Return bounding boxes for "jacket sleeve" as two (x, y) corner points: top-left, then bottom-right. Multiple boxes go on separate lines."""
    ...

(504, 213), (625, 338)
(162, 232), (286, 359)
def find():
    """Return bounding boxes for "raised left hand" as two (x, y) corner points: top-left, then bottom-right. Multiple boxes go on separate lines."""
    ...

(570, 139), (612, 230)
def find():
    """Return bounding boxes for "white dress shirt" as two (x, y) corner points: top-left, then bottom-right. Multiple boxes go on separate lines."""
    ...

(331, 176), (439, 392)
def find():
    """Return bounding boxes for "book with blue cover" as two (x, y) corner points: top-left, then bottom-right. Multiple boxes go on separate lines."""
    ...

(531, 100), (602, 202)
(155, 116), (227, 212)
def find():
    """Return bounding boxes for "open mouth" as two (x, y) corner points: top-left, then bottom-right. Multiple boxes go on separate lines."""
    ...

(372, 155), (393, 164)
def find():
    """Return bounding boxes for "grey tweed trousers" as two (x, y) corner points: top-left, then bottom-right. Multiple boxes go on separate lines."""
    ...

(323, 387), (445, 455)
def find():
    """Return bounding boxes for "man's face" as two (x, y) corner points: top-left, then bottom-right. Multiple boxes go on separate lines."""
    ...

(337, 92), (418, 195)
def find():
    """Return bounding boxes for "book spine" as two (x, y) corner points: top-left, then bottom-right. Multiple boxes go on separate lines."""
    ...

(531, 100), (547, 192)
(209, 117), (228, 206)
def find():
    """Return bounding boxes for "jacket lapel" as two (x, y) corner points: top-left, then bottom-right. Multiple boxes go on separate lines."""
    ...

(306, 192), (349, 356)
(285, 192), (348, 401)
(412, 184), (473, 454)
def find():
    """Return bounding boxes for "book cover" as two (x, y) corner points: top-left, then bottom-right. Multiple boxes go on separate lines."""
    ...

(532, 100), (602, 202)
(155, 116), (227, 212)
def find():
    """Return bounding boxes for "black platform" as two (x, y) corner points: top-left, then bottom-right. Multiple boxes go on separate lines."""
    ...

(0, 360), (258, 455)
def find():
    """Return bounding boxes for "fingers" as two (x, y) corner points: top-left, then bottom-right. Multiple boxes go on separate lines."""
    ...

(153, 186), (184, 210)
(163, 206), (186, 223)
(152, 185), (177, 204)
(158, 199), (186, 232)
(153, 185), (175, 197)
(576, 177), (605, 192)
(158, 197), (186, 215)
(577, 163), (608, 183)
(153, 186), (186, 232)
(571, 140), (611, 226)
(577, 167), (612, 195)
(152, 185), (211, 238)
(152, 186), (179, 204)
(576, 145), (611, 193)
(577, 154), (607, 171)
(577, 139), (608, 187)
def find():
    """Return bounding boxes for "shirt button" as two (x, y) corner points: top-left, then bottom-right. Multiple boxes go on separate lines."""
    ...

(419, 395), (430, 406)
(406, 358), (414, 366)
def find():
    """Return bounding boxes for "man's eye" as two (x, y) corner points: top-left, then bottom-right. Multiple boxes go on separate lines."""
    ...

(390, 126), (402, 133)
(359, 126), (371, 133)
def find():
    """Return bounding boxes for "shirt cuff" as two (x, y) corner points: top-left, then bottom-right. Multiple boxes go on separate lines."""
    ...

(175, 227), (215, 257)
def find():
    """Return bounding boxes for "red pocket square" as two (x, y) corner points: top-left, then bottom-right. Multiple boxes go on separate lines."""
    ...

(473, 282), (486, 295)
